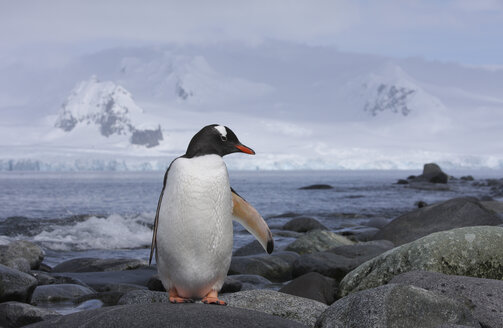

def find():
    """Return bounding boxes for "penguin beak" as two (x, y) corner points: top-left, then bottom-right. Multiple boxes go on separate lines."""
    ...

(235, 144), (255, 155)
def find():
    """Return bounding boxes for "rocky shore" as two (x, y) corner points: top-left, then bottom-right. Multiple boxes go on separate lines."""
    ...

(1, 166), (503, 327)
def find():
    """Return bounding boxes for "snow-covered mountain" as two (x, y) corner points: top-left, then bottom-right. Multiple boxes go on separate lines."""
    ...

(1, 41), (502, 170)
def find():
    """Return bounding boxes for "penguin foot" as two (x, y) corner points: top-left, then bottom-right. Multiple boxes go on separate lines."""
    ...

(168, 288), (194, 304)
(201, 290), (227, 306)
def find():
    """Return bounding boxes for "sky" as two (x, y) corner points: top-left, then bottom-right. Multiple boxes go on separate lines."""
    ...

(1, 0), (503, 67)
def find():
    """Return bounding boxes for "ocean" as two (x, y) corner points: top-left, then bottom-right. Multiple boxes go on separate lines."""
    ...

(1, 170), (501, 267)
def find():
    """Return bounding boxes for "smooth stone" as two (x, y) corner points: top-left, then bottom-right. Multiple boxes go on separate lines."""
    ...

(421, 163), (449, 183)
(298, 184), (333, 190)
(340, 226), (503, 297)
(482, 200), (503, 214)
(316, 284), (479, 328)
(221, 289), (327, 327)
(364, 217), (390, 229)
(75, 291), (125, 306)
(233, 240), (267, 256)
(282, 217), (328, 233)
(229, 251), (299, 282)
(285, 230), (353, 255)
(0, 264), (38, 303)
(391, 270), (503, 328)
(30, 284), (95, 304)
(373, 197), (502, 246)
(24, 303), (306, 328)
(30, 271), (90, 288)
(279, 272), (338, 305)
(336, 226), (380, 242)
(292, 252), (355, 281)
(0, 240), (45, 271)
(328, 240), (394, 260)
(52, 257), (147, 273)
(228, 274), (274, 290)
(0, 301), (60, 328)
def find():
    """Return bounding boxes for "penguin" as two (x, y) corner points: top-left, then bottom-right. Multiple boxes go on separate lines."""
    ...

(149, 124), (274, 305)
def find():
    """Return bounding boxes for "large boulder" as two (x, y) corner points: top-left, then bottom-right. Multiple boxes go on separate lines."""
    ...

(0, 302), (60, 328)
(340, 226), (503, 297)
(282, 217), (328, 233)
(221, 289), (327, 327)
(279, 272), (338, 305)
(373, 197), (502, 245)
(285, 230), (353, 255)
(30, 284), (95, 304)
(391, 270), (503, 328)
(228, 274), (274, 290)
(421, 163), (449, 183)
(25, 303), (306, 328)
(0, 264), (38, 302)
(233, 240), (268, 256)
(316, 284), (480, 328)
(0, 241), (45, 272)
(52, 258), (147, 273)
(229, 251), (299, 282)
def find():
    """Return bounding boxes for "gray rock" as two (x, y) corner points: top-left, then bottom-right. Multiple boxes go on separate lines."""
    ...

(391, 270), (503, 328)
(52, 257), (147, 273)
(0, 241), (45, 271)
(364, 217), (390, 229)
(279, 272), (338, 305)
(328, 240), (394, 259)
(283, 217), (328, 233)
(373, 197), (502, 246)
(0, 302), (60, 328)
(30, 284), (95, 304)
(75, 291), (125, 306)
(340, 226), (503, 297)
(286, 230), (353, 255)
(0, 264), (38, 302)
(421, 163), (449, 183)
(229, 251), (299, 282)
(221, 289), (327, 327)
(299, 184), (333, 190)
(25, 303), (306, 328)
(228, 274), (274, 290)
(292, 252), (356, 281)
(221, 276), (243, 293)
(482, 200), (503, 215)
(316, 284), (480, 328)
(118, 289), (170, 305)
(234, 240), (268, 256)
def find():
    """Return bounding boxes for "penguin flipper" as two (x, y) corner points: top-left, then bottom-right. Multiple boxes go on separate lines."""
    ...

(231, 188), (274, 254)
(149, 167), (170, 265)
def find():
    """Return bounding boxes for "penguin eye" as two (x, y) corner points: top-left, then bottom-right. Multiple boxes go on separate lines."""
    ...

(221, 135), (227, 142)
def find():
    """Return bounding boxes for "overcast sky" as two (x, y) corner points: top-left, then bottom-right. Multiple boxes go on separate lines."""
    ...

(1, 0), (502, 66)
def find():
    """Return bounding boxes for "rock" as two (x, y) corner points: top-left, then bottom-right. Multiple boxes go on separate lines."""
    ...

(30, 284), (95, 304)
(282, 217), (328, 233)
(421, 163), (449, 183)
(75, 291), (124, 306)
(285, 230), (353, 255)
(482, 201), (503, 215)
(52, 258), (147, 273)
(460, 175), (474, 181)
(396, 179), (409, 184)
(416, 200), (428, 208)
(221, 276), (243, 293)
(292, 252), (355, 281)
(117, 289), (170, 305)
(37, 263), (52, 273)
(228, 274), (274, 290)
(372, 197), (502, 246)
(279, 272), (338, 305)
(340, 226), (503, 297)
(408, 182), (451, 191)
(0, 241), (45, 271)
(146, 274), (164, 291)
(328, 240), (394, 260)
(364, 217), (390, 229)
(316, 284), (480, 328)
(0, 264), (38, 302)
(299, 184), (333, 190)
(29, 271), (56, 286)
(229, 251), (299, 282)
(391, 270), (503, 328)
(0, 302), (60, 328)
(233, 240), (267, 256)
(336, 226), (381, 242)
(221, 289), (327, 327)
(25, 303), (306, 328)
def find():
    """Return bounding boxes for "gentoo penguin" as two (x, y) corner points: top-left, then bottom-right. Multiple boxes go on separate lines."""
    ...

(149, 124), (273, 305)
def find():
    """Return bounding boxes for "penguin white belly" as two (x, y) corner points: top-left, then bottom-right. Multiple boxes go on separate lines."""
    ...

(156, 155), (233, 298)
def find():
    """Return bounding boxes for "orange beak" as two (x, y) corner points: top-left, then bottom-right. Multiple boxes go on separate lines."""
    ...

(235, 144), (255, 155)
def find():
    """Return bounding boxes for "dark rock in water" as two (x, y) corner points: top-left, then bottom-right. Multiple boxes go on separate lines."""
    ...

(285, 230), (353, 255)
(282, 217), (328, 233)
(0, 301), (60, 328)
(52, 257), (147, 273)
(233, 240), (266, 256)
(316, 284), (480, 328)
(292, 252), (355, 281)
(30, 284), (95, 304)
(298, 184), (333, 190)
(415, 200), (428, 208)
(391, 270), (503, 328)
(460, 175), (474, 181)
(228, 274), (274, 291)
(0, 264), (38, 303)
(0, 241), (45, 272)
(269, 211), (302, 218)
(279, 272), (338, 305)
(25, 303), (306, 328)
(364, 217), (390, 229)
(372, 197), (502, 246)
(337, 226), (380, 242)
(52, 268), (156, 291)
(221, 289), (327, 327)
(422, 163), (449, 183)
(340, 226), (503, 297)
(328, 240), (394, 260)
(229, 251), (299, 282)
(407, 175), (416, 179)
(396, 179), (409, 184)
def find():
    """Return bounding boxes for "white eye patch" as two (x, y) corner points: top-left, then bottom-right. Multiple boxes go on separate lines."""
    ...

(214, 125), (227, 138)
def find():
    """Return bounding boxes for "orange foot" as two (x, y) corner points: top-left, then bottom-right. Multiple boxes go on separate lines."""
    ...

(169, 288), (194, 304)
(201, 290), (226, 306)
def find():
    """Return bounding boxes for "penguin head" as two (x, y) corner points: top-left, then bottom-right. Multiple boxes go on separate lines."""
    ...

(184, 124), (255, 158)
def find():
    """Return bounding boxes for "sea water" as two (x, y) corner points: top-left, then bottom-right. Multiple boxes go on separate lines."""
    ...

(0, 170), (501, 266)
